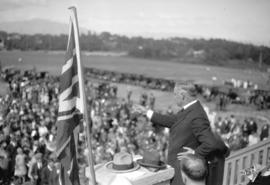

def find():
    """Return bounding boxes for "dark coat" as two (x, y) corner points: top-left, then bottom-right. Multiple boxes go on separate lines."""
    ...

(247, 172), (270, 185)
(41, 166), (59, 185)
(150, 101), (229, 185)
(30, 163), (43, 185)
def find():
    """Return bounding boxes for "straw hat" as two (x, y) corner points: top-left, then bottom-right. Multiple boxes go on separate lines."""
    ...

(105, 152), (139, 173)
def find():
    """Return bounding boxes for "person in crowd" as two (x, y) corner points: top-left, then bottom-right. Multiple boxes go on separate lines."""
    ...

(0, 148), (10, 184)
(260, 124), (269, 141)
(40, 157), (58, 185)
(14, 147), (27, 183)
(178, 153), (207, 185)
(148, 92), (156, 109)
(248, 119), (258, 135)
(0, 67), (268, 185)
(139, 92), (148, 106)
(248, 130), (260, 147)
(29, 153), (44, 185)
(134, 82), (229, 185)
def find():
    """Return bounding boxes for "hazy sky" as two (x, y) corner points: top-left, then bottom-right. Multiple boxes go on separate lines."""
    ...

(0, 0), (270, 46)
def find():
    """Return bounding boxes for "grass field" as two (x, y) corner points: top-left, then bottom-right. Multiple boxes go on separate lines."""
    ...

(0, 50), (269, 122)
(0, 50), (268, 86)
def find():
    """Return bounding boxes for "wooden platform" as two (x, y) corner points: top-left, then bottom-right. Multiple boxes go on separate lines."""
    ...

(85, 156), (175, 185)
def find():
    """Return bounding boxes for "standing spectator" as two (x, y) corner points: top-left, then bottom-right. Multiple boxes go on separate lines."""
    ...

(139, 92), (148, 106)
(148, 93), (156, 109)
(248, 119), (258, 135)
(248, 131), (260, 147)
(40, 158), (57, 185)
(29, 153), (43, 185)
(14, 147), (27, 183)
(242, 120), (250, 137)
(0, 149), (10, 184)
(260, 124), (269, 141)
(126, 89), (132, 103)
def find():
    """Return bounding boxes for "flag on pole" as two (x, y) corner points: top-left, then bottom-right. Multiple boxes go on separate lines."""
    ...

(55, 13), (83, 185)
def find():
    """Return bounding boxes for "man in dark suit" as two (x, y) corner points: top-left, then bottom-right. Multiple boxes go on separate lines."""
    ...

(30, 153), (43, 185)
(41, 159), (59, 185)
(134, 83), (229, 185)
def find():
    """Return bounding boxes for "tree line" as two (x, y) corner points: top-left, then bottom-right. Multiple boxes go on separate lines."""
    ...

(1, 30), (270, 67)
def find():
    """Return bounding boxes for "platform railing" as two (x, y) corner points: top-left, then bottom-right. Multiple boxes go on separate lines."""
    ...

(222, 138), (270, 185)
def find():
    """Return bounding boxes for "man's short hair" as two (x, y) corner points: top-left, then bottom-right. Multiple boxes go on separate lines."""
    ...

(180, 154), (207, 181)
(174, 82), (194, 97)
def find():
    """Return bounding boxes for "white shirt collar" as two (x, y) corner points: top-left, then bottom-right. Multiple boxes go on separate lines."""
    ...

(183, 100), (198, 110)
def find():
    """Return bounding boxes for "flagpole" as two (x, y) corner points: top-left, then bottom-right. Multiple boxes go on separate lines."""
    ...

(68, 7), (97, 185)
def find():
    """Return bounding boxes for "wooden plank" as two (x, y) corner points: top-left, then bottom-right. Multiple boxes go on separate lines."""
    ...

(222, 162), (229, 185)
(230, 159), (236, 185)
(262, 147), (268, 165)
(236, 158), (242, 185)
(254, 151), (259, 165)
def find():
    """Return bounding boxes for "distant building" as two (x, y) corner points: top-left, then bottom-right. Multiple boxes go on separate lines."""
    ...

(186, 48), (205, 58)
(7, 34), (21, 40)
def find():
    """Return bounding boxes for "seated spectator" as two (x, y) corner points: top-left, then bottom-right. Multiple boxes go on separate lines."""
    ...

(179, 154), (207, 185)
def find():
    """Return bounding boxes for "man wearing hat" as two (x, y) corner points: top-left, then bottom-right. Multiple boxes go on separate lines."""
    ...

(134, 82), (229, 185)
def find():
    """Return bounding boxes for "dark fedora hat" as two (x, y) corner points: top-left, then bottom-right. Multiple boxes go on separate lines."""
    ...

(105, 152), (140, 173)
(137, 150), (166, 169)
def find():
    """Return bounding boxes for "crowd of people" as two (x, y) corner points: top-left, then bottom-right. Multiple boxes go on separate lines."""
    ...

(0, 68), (169, 185)
(84, 81), (169, 166)
(214, 115), (269, 151)
(86, 67), (270, 111)
(0, 67), (269, 185)
(0, 68), (60, 185)
(194, 84), (270, 110)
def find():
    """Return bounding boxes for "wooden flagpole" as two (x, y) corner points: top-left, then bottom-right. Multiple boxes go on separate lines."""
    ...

(69, 6), (97, 185)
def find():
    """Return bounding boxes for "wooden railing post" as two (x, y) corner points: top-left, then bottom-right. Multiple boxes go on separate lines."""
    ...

(223, 138), (270, 185)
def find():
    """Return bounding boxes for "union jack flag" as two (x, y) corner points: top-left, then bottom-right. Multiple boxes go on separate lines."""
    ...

(55, 15), (83, 185)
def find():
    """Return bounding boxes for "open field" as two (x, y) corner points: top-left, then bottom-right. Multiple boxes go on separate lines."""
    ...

(0, 50), (268, 87)
(0, 50), (269, 122)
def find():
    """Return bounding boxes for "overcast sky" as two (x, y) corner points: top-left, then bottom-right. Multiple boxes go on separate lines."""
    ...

(0, 0), (270, 46)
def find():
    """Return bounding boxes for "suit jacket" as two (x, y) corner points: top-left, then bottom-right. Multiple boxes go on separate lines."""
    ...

(151, 101), (228, 185)
(30, 163), (43, 185)
(41, 166), (58, 185)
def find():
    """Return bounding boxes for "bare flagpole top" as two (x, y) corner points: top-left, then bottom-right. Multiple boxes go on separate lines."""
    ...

(68, 6), (76, 11)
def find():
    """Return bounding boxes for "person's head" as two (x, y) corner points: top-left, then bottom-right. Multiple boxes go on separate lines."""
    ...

(35, 153), (43, 163)
(179, 154), (207, 185)
(17, 147), (23, 154)
(174, 83), (194, 107)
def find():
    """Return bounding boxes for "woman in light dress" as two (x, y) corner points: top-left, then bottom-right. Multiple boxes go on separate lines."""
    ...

(14, 147), (27, 182)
